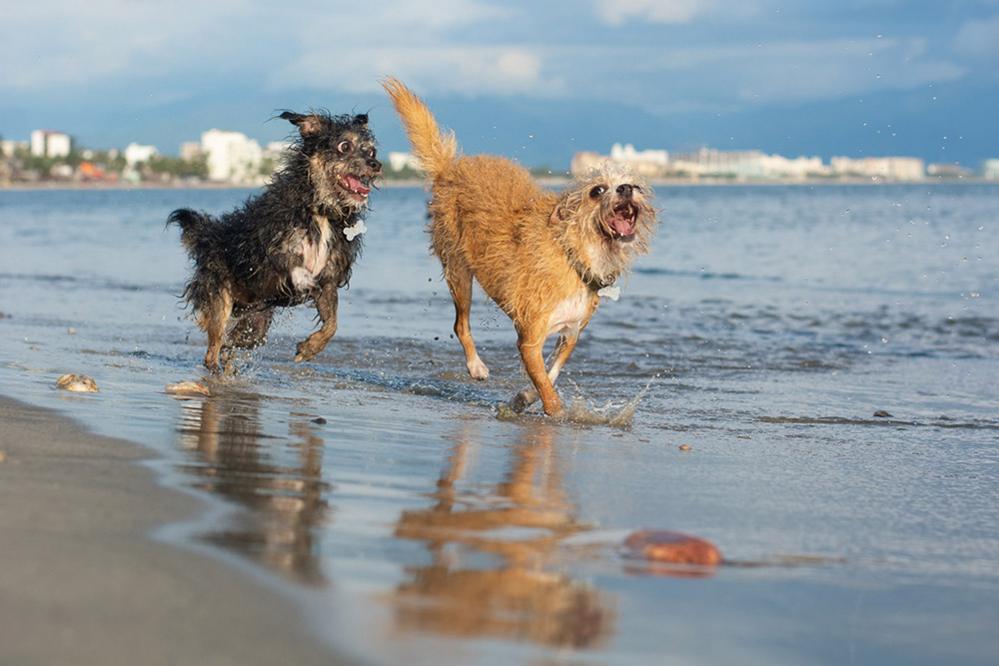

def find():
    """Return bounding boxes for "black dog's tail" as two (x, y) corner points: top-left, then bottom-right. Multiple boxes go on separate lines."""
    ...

(167, 208), (223, 314)
(167, 208), (215, 254)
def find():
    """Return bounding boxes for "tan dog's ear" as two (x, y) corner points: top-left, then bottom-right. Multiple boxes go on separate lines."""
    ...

(550, 190), (579, 225)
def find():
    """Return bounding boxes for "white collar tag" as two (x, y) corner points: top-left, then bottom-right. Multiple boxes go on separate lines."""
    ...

(343, 220), (367, 241)
(597, 284), (621, 301)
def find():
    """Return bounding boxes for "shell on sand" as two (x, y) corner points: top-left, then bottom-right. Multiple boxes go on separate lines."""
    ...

(164, 381), (211, 397)
(56, 374), (99, 393)
(622, 530), (723, 566)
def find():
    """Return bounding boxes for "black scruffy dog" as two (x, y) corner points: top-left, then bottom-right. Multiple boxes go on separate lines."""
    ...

(168, 111), (381, 372)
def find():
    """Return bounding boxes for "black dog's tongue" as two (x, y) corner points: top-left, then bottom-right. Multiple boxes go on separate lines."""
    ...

(345, 175), (370, 195)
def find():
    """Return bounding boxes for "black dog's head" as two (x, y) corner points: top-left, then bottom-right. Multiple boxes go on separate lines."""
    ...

(280, 110), (381, 213)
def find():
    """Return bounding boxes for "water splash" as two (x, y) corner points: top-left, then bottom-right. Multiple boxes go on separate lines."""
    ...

(495, 375), (659, 429)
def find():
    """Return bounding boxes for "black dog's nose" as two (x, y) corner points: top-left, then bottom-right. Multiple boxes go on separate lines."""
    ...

(368, 159), (382, 173)
(616, 184), (633, 198)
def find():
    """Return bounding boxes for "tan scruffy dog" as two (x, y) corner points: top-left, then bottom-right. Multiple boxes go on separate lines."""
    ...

(383, 78), (657, 416)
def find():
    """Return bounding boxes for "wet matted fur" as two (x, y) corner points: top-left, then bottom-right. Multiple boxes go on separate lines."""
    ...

(168, 111), (381, 372)
(383, 78), (657, 416)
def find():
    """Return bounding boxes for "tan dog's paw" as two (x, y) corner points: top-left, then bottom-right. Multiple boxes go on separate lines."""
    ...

(466, 357), (490, 380)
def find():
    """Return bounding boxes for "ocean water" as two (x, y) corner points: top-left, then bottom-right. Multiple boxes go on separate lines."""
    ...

(1, 184), (998, 665)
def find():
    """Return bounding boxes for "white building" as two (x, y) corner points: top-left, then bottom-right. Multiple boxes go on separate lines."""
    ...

(388, 151), (422, 172)
(982, 159), (999, 180)
(30, 130), (72, 158)
(200, 129), (263, 183)
(124, 143), (158, 166)
(830, 156), (925, 181)
(179, 142), (203, 162)
(263, 140), (293, 170)
(608, 143), (670, 177)
(1, 139), (27, 158)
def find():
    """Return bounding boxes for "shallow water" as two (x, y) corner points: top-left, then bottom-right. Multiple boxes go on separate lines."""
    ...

(1, 184), (998, 664)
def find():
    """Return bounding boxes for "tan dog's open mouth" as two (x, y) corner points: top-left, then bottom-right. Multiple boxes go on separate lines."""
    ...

(339, 174), (372, 202)
(605, 202), (638, 241)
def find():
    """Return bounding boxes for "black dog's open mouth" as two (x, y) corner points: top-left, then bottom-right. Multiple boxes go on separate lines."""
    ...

(604, 202), (638, 241)
(339, 174), (372, 200)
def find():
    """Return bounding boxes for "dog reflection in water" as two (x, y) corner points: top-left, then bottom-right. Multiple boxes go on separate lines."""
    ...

(175, 393), (331, 584)
(392, 424), (613, 649)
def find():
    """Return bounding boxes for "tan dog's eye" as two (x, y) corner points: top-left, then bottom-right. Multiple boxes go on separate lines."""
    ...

(337, 140), (353, 154)
(589, 185), (607, 198)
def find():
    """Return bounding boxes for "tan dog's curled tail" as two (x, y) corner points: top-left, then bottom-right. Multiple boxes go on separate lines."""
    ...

(381, 77), (457, 178)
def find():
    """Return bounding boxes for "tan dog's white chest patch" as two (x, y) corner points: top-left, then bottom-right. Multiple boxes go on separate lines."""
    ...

(547, 289), (591, 336)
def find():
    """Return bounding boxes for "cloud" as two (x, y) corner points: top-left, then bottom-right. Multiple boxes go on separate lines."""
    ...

(0, 0), (516, 92)
(265, 0), (557, 96)
(270, 46), (555, 95)
(954, 14), (999, 60)
(531, 37), (964, 113)
(593, 0), (714, 25)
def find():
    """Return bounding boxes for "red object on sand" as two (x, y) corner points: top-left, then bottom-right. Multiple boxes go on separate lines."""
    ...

(623, 530), (723, 566)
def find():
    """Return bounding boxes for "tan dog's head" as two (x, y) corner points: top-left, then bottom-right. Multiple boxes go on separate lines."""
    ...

(551, 164), (657, 285)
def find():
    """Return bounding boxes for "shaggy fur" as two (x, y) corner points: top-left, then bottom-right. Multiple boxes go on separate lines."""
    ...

(382, 78), (657, 416)
(168, 111), (381, 372)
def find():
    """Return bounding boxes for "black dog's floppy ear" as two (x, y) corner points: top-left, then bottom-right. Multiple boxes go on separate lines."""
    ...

(280, 111), (324, 136)
(354, 113), (368, 126)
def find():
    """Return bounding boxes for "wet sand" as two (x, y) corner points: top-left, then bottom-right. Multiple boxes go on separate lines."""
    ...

(0, 396), (348, 666)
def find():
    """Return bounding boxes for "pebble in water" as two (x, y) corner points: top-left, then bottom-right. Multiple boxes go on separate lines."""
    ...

(678, 444), (692, 452)
(873, 410), (893, 418)
(56, 374), (98, 393)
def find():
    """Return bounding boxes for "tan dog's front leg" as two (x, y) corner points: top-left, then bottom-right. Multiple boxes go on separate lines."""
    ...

(510, 330), (579, 413)
(294, 283), (339, 362)
(516, 332), (562, 416)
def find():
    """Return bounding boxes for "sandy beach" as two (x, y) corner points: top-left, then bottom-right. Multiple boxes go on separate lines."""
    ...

(0, 396), (349, 666)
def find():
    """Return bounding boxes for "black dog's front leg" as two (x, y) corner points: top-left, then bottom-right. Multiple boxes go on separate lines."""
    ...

(294, 282), (339, 362)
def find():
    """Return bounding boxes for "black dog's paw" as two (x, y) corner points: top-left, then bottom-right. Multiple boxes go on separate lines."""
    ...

(294, 341), (315, 363)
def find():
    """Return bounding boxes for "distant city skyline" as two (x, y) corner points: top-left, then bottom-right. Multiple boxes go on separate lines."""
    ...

(2, 2), (997, 166)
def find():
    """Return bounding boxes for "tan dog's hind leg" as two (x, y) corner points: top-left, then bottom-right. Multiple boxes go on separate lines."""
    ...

(201, 288), (234, 374)
(510, 330), (579, 413)
(446, 264), (490, 380)
(295, 283), (339, 362)
(516, 328), (563, 416)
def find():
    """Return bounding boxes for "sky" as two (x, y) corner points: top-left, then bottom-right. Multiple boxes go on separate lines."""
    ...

(2, 0), (998, 167)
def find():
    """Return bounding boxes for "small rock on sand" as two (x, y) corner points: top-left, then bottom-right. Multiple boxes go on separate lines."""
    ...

(623, 530), (723, 566)
(0, 451), (7, 463)
(165, 381), (211, 397)
(311, 417), (327, 425)
(873, 410), (893, 418)
(56, 374), (98, 393)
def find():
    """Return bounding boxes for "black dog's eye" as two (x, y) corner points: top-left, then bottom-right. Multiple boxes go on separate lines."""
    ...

(589, 185), (607, 198)
(364, 147), (377, 159)
(337, 140), (353, 154)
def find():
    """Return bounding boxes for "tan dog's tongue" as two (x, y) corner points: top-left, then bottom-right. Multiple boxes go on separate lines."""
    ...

(610, 215), (635, 237)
